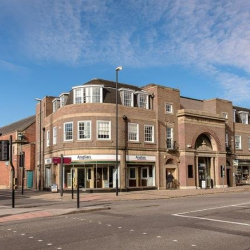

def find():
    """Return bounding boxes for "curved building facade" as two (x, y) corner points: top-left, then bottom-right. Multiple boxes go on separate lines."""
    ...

(35, 78), (250, 191)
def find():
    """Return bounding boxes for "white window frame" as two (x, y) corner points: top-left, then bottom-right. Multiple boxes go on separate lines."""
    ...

(128, 123), (139, 142)
(166, 103), (173, 114)
(59, 93), (69, 108)
(144, 125), (154, 143)
(136, 92), (149, 109)
(64, 122), (73, 141)
(167, 127), (174, 149)
(73, 85), (103, 104)
(52, 98), (60, 112)
(235, 135), (241, 150)
(46, 130), (50, 147)
(233, 109), (236, 122)
(222, 112), (228, 119)
(225, 133), (228, 147)
(120, 89), (134, 107)
(239, 111), (249, 124)
(129, 167), (136, 179)
(97, 121), (111, 140)
(53, 127), (57, 145)
(78, 121), (91, 140)
(141, 167), (148, 179)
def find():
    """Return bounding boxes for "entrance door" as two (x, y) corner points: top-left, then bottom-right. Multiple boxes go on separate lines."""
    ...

(227, 169), (230, 187)
(94, 168), (103, 188)
(78, 169), (85, 188)
(26, 171), (33, 188)
(45, 167), (51, 188)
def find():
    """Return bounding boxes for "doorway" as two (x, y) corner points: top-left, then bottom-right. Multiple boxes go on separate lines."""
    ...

(198, 157), (211, 188)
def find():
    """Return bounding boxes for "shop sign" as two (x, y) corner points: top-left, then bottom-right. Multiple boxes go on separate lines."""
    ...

(126, 155), (156, 162)
(66, 155), (120, 161)
(45, 158), (52, 165)
(52, 157), (72, 164)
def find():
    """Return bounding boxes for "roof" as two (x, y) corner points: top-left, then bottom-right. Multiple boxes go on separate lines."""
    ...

(84, 78), (142, 91)
(0, 115), (36, 135)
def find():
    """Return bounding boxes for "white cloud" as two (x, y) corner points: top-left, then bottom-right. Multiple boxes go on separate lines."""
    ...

(1, 0), (250, 105)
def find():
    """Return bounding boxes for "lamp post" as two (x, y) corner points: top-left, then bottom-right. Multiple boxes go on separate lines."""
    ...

(115, 66), (122, 196)
(35, 98), (42, 191)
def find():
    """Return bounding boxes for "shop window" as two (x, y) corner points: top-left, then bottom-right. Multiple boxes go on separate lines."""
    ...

(128, 123), (139, 142)
(188, 165), (193, 178)
(103, 167), (108, 180)
(142, 168), (148, 179)
(64, 122), (73, 141)
(144, 125), (154, 143)
(97, 121), (111, 140)
(129, 168), (136, 179)
(149, 167), (153, 178)
(87, 169), (91, 180)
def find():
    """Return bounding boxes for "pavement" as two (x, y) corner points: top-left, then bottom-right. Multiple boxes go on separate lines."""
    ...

(1, 185), (250, 224)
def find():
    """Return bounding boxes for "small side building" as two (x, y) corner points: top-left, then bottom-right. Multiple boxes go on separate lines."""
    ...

(0, 115), (36, 189)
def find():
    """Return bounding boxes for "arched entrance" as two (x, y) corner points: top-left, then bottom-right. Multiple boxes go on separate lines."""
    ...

(195, 134), (215, 189)
(165, 158), (178, 189)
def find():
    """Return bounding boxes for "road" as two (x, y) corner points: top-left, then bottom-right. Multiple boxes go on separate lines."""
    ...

(0, 191), (250, 250)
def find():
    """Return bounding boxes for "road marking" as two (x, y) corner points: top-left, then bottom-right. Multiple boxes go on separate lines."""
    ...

(47, 243), (52, 246)
(173, 240), (178, 242)
(29, 236), (33, 239)
(143, 233), (147, 235)
(21, 233), (25, 236)
(172, 202), (250, 227)
(118, 227), (122, 229)
(13, 231), (17, 233)
(130, 229), (134, 232)
(174, 202), (250, 215)
(57, 248), (62, 249)
(107, 224), (111, 226)
(98, 222), (102, 224)
(192, 245), (197, 247)
(38, 240), (43, 242)
(7, 229), (11, 231)
(157, 236), (162, 238)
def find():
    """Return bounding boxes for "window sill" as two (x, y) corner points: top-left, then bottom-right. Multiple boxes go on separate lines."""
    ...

(128, 141), (141, 144)
(144, 142), (156, 145)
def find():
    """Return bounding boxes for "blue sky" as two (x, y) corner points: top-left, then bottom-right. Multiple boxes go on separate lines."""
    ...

(1, 0), (250, 127)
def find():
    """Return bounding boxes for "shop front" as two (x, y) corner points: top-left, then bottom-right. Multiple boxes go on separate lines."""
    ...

(235, 160), (250, 185)
(63, 154), (120, 190)
(126, 155), (156, 189)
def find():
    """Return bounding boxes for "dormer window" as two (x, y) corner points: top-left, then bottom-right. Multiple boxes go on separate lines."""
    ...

(136, 92), (149, 109)
(59, 93), (69, 108)
(73, 85), (103, 104)
(238, 111), (249, 124)
(52, 98), (60, 112)
(120, 89), (134, 107)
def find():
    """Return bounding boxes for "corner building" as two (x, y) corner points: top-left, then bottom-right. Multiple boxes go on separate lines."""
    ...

(36, 79), (250, 191)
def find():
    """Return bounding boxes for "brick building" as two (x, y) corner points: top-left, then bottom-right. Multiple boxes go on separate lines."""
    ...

(36, 79), (250, 191)
(0, 116), (36, 189)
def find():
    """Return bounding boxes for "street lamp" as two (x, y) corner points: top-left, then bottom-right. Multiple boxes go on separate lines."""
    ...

(115, 66), (122, 196)
(35, 98), (42, 191)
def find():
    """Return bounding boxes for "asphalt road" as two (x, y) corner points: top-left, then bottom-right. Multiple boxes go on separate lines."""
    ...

(1, 191), (250, 250)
